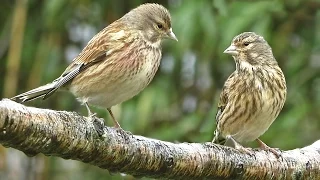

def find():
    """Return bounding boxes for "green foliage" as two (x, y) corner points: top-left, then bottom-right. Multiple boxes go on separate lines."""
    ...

(1, 0), (319, 179)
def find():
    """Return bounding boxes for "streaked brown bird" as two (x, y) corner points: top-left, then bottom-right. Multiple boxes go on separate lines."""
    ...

(11, 3), (177, 128)
(212, 32), (286, 155)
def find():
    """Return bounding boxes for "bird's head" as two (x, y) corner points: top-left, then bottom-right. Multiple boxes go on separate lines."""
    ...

(224, 32), (276, 67)
(123, 3), (178, 45)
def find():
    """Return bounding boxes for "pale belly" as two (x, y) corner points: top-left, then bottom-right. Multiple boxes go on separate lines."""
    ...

(86, 73), (152, 108)
(222, 88), (283, 143)
(233, 101), (276, 142)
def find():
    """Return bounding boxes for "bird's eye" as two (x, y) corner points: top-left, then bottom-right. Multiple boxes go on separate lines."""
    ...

(157, 24), (163, 29)
(244, 42), (250, 46)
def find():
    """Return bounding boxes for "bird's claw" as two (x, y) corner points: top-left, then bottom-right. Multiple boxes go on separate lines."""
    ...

(90, 115), (106, 137)
(262, 146), (282, 159)
(89, 112), (97, 118)
(225, 135), (255, 156)
(256, 139), (282, 158)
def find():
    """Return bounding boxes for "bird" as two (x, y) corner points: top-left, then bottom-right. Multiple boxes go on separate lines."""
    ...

(212, 32), (287, 156)
(11, 3), (178, 129)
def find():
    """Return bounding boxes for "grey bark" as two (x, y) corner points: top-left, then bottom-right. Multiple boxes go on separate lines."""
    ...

(0, 99), (319, 179)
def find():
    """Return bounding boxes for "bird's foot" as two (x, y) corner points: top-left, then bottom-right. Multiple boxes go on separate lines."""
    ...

(88, 112), (97, 118)
(256, 139), (282, 158)
(225, 135), (254, 156)
(113, 122), (122, 129)
(87, 114), (106, 137)
(234, 143), (254, 156)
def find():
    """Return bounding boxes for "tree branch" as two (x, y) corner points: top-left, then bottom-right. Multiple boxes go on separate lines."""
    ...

(0, 99), (319, 179)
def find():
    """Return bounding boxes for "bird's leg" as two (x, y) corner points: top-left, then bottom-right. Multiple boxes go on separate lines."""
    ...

(256, 139), (281, 158)
(225, 135), (253, 155)
(85, 102), (96, 117)
(212, 132), (226, 145)
(85, 102), (106, 136)
(107, 108), (121, 129)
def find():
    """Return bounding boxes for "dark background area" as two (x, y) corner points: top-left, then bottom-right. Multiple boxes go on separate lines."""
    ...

(0, 0), (320, 179)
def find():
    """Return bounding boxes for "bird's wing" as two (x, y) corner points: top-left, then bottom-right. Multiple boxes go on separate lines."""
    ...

(213, 72), (236, 144)
(216, 95), (227, 123)
(44, 22), (130, 98)
(215, 73), (235, 123)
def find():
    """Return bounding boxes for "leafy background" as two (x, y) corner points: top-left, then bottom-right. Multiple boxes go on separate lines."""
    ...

(1, 0), (320, 179)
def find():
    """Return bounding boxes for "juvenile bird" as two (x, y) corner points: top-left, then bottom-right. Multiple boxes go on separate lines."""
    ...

(11, 3), (178, 128)
(212, 32), (286, 155)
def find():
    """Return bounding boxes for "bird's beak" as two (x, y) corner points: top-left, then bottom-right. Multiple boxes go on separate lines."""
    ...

(167, 28), (178, 41)
(224, 44), (238, 55)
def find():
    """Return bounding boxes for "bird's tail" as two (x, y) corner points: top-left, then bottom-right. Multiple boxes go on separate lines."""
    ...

(11, 83), (57, 103)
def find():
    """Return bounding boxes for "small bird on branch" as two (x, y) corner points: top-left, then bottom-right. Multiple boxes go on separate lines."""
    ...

(212, 32), (287, 156)
(11, 3), (178, 129)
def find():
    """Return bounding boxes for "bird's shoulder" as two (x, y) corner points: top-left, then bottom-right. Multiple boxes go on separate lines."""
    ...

(74, 21), (134, 65)
(61, 21), (137, 76)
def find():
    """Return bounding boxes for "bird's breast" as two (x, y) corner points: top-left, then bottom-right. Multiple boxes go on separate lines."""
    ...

(70, 43), (162, 108)
(219, 67), (286, 142)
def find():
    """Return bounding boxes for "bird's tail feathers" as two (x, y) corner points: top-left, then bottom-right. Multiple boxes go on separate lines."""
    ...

(11, 83), (58, 103)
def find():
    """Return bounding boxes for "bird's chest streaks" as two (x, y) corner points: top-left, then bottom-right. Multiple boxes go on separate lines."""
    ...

(72, 41), (161, 108)
(120, 46), (161, 94)
(219, 70), (282, 142)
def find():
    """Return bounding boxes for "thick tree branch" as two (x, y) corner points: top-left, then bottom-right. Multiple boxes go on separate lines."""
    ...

(0, 99), (319, 179)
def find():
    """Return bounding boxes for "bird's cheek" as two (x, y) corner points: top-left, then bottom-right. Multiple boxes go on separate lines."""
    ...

(249, 52), (259, 59)
(237, 54), (248, 62)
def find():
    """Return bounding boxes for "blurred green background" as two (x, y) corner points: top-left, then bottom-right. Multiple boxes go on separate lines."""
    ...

(1, 0), (320, 179)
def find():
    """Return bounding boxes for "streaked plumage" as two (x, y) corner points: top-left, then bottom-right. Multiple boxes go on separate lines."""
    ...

(212, 32), (286, 154)
(11, 3), (177, 128)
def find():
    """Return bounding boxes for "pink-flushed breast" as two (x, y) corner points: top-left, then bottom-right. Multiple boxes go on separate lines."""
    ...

(69, 36), (162, 108)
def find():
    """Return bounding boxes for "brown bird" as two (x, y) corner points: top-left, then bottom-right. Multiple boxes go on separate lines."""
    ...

(11, 3), (177, 128)
(212, 32), (286, 155)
